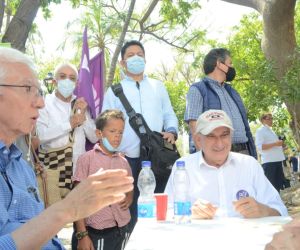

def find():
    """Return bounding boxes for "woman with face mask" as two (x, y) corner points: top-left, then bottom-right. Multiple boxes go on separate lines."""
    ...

(36, 62), (98, 204)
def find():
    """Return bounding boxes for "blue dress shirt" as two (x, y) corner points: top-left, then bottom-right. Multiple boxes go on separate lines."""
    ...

(103, 75), (178, 158)
(0, 141), (64, 249)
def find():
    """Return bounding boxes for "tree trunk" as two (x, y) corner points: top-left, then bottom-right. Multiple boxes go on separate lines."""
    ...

(5, 7), (11, 33)
(0, 0), (4, 32)
(106, 0), (136, 88)
(1, 0), (41, 51)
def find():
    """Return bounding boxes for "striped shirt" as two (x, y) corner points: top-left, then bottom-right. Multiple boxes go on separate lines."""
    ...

(184, 77), (248, 144)
(72, 144), (132, 230)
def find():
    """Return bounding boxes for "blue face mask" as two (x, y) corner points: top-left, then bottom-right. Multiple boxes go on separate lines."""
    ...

(57, 79), (76, 98)
(102, 137), (119, 152)
(126, 55), (145, 75)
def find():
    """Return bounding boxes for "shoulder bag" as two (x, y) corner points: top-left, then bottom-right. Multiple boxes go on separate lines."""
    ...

(111, 83), (180, 179)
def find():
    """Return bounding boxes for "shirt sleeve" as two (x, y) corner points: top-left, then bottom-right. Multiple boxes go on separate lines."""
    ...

(184, 85), (203, 122)
(123, 158), (133, 177)
(72, 153), (90, 182)
(0, 235), (17, 249)
(102, 88), (116, 111)
(255, 128), (264, 152)
(159, 83), (178, 133)
(82, 110), (98, 144)
(37, 105), (72, 144)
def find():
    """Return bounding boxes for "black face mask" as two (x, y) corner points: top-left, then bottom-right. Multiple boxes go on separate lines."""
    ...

(225, 66), (236, 82)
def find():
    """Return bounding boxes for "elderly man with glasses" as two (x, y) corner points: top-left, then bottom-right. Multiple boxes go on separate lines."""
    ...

(0, 47), (133, 250)
(255, 113), (286, 192)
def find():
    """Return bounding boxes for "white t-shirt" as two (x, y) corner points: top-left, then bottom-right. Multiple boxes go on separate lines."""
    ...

(255, 125), (285, 164)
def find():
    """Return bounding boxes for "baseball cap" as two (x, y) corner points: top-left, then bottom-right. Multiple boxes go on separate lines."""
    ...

(196, 109), (234, 135)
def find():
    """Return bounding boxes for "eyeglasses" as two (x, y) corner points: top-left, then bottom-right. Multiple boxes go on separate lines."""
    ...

(0, 84), (44, 98)
(264, 117), (273, 120)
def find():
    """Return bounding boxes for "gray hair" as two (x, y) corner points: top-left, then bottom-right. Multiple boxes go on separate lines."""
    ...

(53, 62), (78, 80)
(0, 47), (36, 82)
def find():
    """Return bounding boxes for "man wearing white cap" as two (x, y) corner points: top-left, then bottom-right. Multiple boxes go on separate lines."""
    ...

(165, 109), (287, 219)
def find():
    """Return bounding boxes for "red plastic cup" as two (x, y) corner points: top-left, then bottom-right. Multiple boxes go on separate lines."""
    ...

(154, 193), (168, 221)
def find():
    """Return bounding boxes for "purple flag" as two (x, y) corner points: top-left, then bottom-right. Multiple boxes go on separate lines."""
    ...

(77, 27), (105, 151)
(89, 50), (105, 116)
(77, 27), (95, 118)
(77, 27), (105, 119)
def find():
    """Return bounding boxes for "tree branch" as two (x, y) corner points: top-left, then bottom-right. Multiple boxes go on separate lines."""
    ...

(107, 0), (136, 86)
(129, 29), (192, 52)
(139, 0), (160, 25)
(220, 0), (263, 13)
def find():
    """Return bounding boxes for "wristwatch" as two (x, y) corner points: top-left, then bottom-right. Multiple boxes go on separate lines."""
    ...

(75, 231), (88, 240)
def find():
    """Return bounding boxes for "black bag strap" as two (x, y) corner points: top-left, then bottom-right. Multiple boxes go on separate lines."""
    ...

(111, 83), (151, 137)
(111, 84), (138, 120)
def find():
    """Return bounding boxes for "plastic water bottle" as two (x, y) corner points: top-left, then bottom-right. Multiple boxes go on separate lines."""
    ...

(173, 161), (191, 224)
(137, 161), (156, 218)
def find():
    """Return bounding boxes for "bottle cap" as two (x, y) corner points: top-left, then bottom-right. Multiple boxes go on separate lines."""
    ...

(176, 161), (185, 168)
(141, 161), (151, 167)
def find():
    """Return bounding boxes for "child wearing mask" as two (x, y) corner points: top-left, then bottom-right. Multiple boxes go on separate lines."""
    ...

(72, 109), (133, 250)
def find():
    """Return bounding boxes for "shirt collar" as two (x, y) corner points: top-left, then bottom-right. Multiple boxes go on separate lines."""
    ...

(52, 92), (77, 103)
(205, 76), (223, 87)
(124, 74), (147, 82)
(0, 140), (22, 169)
(94, 143), (121, 157)
(198, 150), (235, 169)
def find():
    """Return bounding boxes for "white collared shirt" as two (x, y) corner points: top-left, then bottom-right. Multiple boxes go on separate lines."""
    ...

(102, 75), (178, 158)
(255, 125), (285, 164)
(36, 92), (98, 171)
(165, 151), (288, 217)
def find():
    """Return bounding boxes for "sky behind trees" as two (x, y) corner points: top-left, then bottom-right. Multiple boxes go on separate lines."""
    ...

(35, 0), (253, 72)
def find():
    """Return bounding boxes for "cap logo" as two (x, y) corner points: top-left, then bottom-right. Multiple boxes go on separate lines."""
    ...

(206, 112), (224, 121)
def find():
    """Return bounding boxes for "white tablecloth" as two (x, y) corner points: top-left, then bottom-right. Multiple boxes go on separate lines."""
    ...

(125, 216), (292, 250)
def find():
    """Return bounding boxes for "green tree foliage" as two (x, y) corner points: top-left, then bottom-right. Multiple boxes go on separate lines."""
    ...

(225, 12), (298, 149)
(226, 13), (279, 121)
(164, 80), (189, 131)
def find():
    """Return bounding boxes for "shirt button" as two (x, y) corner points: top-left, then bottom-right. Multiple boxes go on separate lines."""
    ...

(13, 200), (17, 204)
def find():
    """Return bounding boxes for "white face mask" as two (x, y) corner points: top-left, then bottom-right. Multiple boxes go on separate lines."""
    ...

(57, 79), (76, 98)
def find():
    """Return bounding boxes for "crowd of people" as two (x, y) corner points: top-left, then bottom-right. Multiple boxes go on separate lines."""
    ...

(0, 41), (299, 250)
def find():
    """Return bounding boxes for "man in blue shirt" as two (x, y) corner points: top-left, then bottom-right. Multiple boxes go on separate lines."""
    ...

(102, 40), (178, 232)
(0, 47), (133, 250)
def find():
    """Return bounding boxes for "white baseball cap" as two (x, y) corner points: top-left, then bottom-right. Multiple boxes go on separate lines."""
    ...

(196, 109), (234, 135)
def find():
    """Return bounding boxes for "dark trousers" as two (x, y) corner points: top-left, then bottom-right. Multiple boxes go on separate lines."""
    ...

(72, 225), (129, 250)
(125, 156), (141, 235)
(262, 161), (285, 192)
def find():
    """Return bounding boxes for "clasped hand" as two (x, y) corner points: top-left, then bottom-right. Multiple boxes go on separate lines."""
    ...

(192, 197), (271, 219)
(70, 98), (88, 128)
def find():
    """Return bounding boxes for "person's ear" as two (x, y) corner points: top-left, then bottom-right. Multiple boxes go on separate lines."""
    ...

(95, 129), (102, 139)
(216, 60), (223, 68)
(120, 59), (126, 68)
(52, 79), (58, 86)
